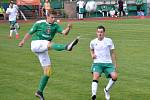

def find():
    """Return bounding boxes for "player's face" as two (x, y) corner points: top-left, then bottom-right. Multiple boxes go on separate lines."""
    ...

(47, 15), (55, 23)
(10, 0), (14, 4)
(96, 28), (105, 40)
(9, 3), (13, 8)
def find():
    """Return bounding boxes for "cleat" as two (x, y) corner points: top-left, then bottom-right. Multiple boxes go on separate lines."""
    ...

(35, 91), (45, 100)
(66, 36), (80, 51)
(104, 88), (110, 100)
(91, 95), (96, 100)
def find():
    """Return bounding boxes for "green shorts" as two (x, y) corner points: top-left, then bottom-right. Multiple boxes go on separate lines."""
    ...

(9, 21), (16, 26)
(79, 8), (84, 14)
(9, 21), (17, 29)
(91, 63), (115, 78)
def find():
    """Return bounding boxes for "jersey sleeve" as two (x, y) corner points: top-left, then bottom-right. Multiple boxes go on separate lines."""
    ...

(28, 22), (39, 35)
(90, 40), (94, 49)
(6, 8), (10, 14)
(56, 23), (63, 33)
(109, 39), (115, 50)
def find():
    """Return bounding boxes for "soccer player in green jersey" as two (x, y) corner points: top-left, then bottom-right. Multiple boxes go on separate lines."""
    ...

(90, 26), (118, 100)
(18, 14), (79, 100)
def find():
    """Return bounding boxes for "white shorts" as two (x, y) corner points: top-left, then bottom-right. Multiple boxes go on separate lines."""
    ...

(35, 51), (51, 67)
(31, 40), (51, 67)
(31, 40), (49, 53)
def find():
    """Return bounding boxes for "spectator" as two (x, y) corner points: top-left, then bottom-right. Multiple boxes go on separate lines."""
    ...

(77, 0), (85, 19)
(136, 0), (143, 16)
(114, 0), (119, 16)
(118, 0), (125, 17)
(76, 3), (79, 19)
(109, 8), (117, 17)
(0, 5), (6, 20)
(43, 0), (52, 17)
(100, 1), (109, 17)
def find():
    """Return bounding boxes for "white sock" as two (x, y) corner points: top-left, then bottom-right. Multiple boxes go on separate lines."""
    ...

(107, 12), (108, 16)
(79, 14), (81, 19)
(10, 30), (13, 37)
(81, 14), (83, 19)
(92, 81), (98, 96)
(105, 78), (115, 91)
(102, 12), (104, 17)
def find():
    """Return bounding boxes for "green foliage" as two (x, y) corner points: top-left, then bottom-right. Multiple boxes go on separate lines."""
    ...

(2, 0), (11, 3)
(0, 18), (150, 100)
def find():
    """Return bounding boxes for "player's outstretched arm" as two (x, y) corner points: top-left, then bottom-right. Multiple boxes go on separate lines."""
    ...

(18, 33), (31, 47)
(62, 23), (72, 35)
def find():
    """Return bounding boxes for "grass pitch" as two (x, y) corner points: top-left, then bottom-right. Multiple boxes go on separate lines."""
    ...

(0, 18), (150, 100)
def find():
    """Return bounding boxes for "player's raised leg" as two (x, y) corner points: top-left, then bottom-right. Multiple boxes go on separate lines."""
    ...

(66, 36), (80, 51)
(48, 36), (80, 51)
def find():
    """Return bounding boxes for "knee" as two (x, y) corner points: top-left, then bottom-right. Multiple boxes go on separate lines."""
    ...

(110, 72), (118, 81)
(92, 72), (100, 80)
(47, 42), (52, 49)
(44, 66), (53, 77)
(10, 26), (15, 30)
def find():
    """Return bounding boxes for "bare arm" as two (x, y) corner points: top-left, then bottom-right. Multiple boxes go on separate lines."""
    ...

(111, 49), (118, 68)
(18, 33), (32, 47)
(61, 23), (72, 35)
(90, 49), (96, 59)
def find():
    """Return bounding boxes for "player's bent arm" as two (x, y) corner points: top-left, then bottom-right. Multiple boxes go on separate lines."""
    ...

(18, 33), (31, 47)
(111, 49), (118, 68)
(90, 49), (96, 59)
(61, 23), (72, 35)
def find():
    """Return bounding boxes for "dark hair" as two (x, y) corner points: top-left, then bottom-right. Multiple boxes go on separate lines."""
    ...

(10, 0), (14, 3)
(97, 25), (105, 32)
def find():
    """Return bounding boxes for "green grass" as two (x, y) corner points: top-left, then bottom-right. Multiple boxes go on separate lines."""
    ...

(0, 18), (150, 100)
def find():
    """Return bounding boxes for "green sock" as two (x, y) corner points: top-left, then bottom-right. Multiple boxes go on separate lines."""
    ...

(38, 75), (49, 92)
(51, 43), (67, 51)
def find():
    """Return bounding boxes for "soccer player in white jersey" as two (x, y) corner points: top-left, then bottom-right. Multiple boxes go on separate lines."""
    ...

(6, 3), (19, 39)
(90, 25), (118, 100)
(77, 0), (85, 19)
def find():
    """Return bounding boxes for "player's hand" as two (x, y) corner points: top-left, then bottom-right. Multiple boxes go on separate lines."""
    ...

(92, 54), (97, 59)
(18, 40), (25, 47)
(68, 23), (72, 29)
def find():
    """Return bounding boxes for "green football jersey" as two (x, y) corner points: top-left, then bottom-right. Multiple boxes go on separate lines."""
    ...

(28, 20), (62, 41)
